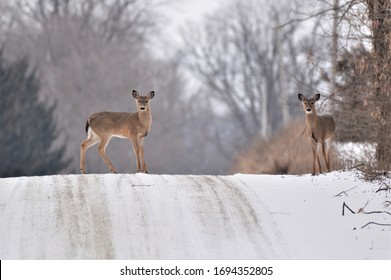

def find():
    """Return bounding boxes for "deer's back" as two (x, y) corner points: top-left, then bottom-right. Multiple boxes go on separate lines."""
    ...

(89, 111), (137, 136)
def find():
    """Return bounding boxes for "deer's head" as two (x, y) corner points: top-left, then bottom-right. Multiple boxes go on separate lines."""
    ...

(298, 93), (320, 114)
(132, 90), (155, 111)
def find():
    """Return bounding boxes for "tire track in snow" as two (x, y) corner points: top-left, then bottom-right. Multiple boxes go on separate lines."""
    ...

(20, 177), (51, 259)
(226, 176), (287, 257)
(181, 175), (283, 258)
(188, 175), (233, 235)
(1, 174), (286, 259)
(211, 176), (275, 256)
(197, 176), (279, 258)
(87, 175), (115, 258)
(55, 175), (114, 259)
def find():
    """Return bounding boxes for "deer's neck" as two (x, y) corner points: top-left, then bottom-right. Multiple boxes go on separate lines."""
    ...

(137, 108), (152, 127)
(305, 110), (318, 131)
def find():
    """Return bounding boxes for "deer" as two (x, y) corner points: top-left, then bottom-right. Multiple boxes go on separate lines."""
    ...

(298, 93), (336, 175)
(80, 90), (155, 174)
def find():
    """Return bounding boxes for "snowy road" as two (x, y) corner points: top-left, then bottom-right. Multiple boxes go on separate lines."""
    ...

(0, 172), (389, 259)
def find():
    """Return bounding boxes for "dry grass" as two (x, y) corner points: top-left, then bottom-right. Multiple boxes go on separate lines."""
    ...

(232, 121), (341, 175)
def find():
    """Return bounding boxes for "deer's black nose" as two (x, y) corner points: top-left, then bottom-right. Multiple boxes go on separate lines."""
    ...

(306, 108), (311, 112)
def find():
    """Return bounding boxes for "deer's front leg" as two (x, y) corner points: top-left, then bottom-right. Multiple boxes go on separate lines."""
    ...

(131, 138), (143, 173)
(311, 141), (318, 175)
(137, 137), (148, 173)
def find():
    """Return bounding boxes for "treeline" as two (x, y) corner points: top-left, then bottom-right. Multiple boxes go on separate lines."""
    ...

(0, 0), (389, 177)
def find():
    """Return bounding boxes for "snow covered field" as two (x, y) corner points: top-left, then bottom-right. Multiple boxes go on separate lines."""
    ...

(0, 171), (390, 259)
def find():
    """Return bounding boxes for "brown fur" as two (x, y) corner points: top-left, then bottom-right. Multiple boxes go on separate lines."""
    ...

(298, 93), (336, 175)
(80, 90), (155, 174)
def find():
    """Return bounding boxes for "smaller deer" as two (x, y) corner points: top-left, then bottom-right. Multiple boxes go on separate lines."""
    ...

(80, 90), (155, 174)
(298, 93), (336, 175)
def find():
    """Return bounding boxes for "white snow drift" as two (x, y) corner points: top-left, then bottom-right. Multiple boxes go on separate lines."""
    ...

(0, 172), (390, 259)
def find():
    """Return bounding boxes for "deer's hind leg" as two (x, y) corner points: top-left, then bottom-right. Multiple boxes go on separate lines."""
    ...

(130, 137), (142, 173)
(323, 139), (332, 172)
(80, 131), (100, 174)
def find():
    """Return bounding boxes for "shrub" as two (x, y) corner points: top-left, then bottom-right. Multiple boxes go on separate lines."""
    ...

(232, 121), (341, 175)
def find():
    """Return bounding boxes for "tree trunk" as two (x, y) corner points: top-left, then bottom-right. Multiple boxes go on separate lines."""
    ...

(366, 0), (391, 168)
(331, 0), (339, 98)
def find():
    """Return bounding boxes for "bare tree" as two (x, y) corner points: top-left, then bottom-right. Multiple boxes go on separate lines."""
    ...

(283, 0), (391, 170)
(320, 0), (391, 168)
(333, 46), (377, 143)
(364, 0), (391, 168)
(1, 0), (197, 174)
(180, 0), (322, 163)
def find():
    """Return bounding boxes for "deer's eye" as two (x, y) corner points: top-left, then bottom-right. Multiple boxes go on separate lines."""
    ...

(145, 100), (148, 103)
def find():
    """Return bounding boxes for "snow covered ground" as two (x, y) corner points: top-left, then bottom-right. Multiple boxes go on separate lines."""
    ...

(0, 171), (390, 259)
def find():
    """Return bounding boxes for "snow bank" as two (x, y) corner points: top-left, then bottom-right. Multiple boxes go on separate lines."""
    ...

(0, 172), (389, 259)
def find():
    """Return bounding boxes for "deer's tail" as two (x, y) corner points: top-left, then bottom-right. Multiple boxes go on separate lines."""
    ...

(85, 118), (90, 134)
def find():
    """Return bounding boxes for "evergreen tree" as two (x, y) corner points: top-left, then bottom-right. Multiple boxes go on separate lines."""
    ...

(0, 52), (69, 177)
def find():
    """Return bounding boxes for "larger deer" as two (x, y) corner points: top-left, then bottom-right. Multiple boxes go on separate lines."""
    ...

(298, 93), (336, 175)
(80, 90), (155, 174)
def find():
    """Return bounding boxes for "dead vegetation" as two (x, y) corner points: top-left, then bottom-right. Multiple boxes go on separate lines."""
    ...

(232, 121), (341, 175)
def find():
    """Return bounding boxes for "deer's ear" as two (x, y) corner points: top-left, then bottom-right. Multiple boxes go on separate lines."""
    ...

(314, 93), (320, 101)
(132, 90), (139, 98)
(148, 91), (155, 99)
(298, 93), (305, 101)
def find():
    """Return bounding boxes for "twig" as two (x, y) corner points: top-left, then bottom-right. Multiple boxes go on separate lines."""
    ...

(334, 186), (358, 197)
(357, 200), (369, 214)
(342, 202), (355, 216)
(360, 210), (391, 216)
(361, 222), (391, 229)
(376, 182), (390, 193)
(362, 170), (388, 181)
(356, 200), (391, 215)
(376, 187), (390, 193)
(275, 2), (352, 29)
(347, 163), (365, 170)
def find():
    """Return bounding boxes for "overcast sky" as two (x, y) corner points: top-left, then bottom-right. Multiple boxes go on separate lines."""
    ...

(158, 0), (224, 46)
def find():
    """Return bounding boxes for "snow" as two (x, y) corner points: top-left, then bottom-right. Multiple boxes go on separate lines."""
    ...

(335, 142), (376, 166)
(0, 171), (390, 259)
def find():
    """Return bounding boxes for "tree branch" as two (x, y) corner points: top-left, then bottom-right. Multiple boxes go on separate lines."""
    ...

(361, 221), (391, 229)
(334, 186), (358, 197)
(342, 201), (356, 215)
